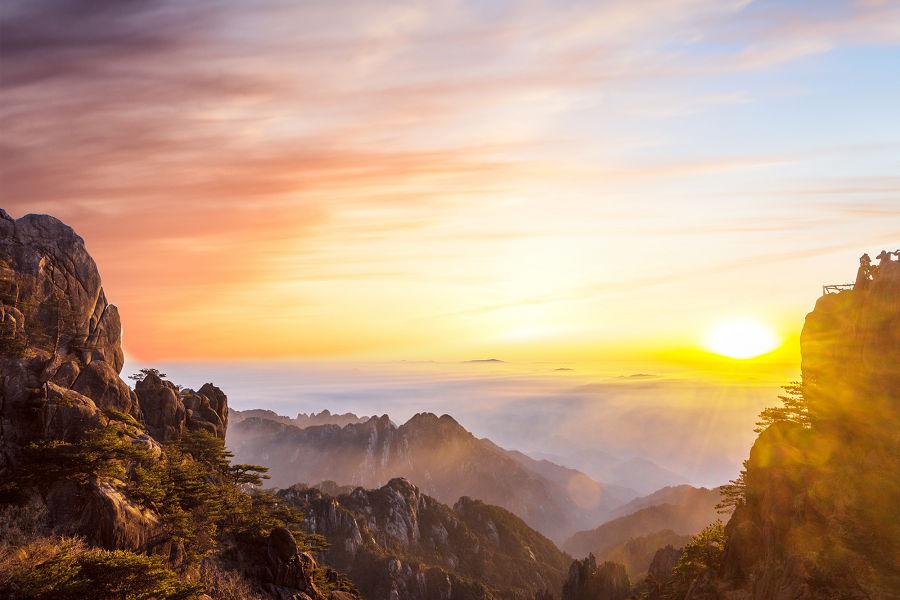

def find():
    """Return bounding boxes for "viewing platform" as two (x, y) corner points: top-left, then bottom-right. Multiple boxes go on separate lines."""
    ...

(822, 284), (854, 295)
(826, 250), (900, 296)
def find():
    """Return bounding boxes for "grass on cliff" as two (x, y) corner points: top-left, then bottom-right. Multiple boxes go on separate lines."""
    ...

(0, 503), (202, 600)
(0, 536), (202, 600)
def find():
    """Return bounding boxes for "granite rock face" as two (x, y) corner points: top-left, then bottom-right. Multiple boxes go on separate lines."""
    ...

(0, 211), (135, 469)
(561, 555), (630, 600)
(280, 477), (571, 600)
(642, 545), (681, 597)
(716, 255), (900, 599)
(0, 212), (160, 551)
(0, 210), (124, 372)
(800, 256), (900, 431)
(1, 212), (347, 600)
(134, 373), (228, 442)
(221, 526), (329, 600)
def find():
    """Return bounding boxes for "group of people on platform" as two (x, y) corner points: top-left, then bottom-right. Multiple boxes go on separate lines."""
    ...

(856, 250), (900, 289)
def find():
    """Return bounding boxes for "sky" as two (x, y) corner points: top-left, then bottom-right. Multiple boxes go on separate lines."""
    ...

(2, 0), (898, 365)
(2, 1), (899, 484)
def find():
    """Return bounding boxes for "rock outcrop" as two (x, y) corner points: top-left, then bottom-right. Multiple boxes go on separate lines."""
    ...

(800, 255), (900, 432)
(135, 373), (228, 442)
(0, 211), (151, 551)
(1, 211), (137, 474)
(715, 255), (900, 598)
(560, 555), (630, 600)
(279, 477), (571, 600)
(0, 211), (353, 600)
(217, 526), (331, 600)
(642, 545), (681, 596)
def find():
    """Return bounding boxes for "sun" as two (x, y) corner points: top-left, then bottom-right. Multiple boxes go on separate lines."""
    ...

(703, 318), (780, 359)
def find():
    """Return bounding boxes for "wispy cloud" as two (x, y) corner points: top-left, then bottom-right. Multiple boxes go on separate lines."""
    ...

(1, 0), (898, 360)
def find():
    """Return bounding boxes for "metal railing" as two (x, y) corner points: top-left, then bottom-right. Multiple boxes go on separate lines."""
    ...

(822, 284), (854, 295)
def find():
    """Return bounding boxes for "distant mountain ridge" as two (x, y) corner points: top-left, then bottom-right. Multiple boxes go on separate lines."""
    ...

(228, 412), (636, 543)
(607, 485), (720, 520)
(229, 407), (373, 429)
(531, 450), (688, 496)
(562, 485), (723, 558)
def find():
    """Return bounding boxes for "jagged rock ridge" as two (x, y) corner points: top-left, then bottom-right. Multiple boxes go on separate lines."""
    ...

(230, 407), (372, 429)
(228, 411), (634, 543)
(280, 477), (572, 600)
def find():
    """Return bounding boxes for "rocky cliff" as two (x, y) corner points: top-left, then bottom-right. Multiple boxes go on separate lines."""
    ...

(560, 555), (630, 600)
(229, 412), (632, 543)
(710, 256), (900, 599)
(280, 477), (572, 600)
(0, 211), (352, 599)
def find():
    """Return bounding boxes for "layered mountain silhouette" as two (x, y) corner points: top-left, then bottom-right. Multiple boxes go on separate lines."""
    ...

(228, 412), (635, 543)
(230, 407), (372, 429)
(562, 485), (722, 559)
(531, 450), (688, 496)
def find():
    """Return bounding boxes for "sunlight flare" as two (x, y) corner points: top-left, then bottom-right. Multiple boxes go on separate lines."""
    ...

(703, 318), (780, 359)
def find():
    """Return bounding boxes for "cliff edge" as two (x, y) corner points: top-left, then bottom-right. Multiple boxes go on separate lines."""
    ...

(0, 211), (353, 599)
(717, 255), (900, 599)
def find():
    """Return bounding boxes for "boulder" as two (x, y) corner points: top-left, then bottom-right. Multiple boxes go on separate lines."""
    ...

(135, 374), (228, 442)
(46, 479), (161, 551)
(135, 373), (185, 442)
(224, 526), (325, 600)
(0, 211), (124, 373)
(71, 360), (138, 417)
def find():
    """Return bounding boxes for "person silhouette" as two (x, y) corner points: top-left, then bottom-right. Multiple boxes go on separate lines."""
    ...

(855, 253), (872, 290)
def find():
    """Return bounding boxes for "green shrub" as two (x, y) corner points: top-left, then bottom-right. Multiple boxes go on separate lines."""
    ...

(0, 536), (202, 600)
(670, 520), (725, 589)
(23, 427), (154, 488)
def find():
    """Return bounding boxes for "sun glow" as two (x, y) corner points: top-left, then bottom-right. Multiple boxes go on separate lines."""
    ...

(703, 318), (780, 359)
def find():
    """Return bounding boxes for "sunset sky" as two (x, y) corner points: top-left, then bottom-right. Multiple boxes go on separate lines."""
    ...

(2, 0), (898, 371)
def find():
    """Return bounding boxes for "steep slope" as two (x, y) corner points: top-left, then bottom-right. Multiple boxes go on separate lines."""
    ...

(561, 555), (630, 600)
(280, 477), (571, 600)
(598, 529), (690, 580)
(0, 211), (355, 599)
(503, 448), (636, 512)
(710, 256), (900, 599)
(229, 412), (627, 543)
(562, 487), (722, 559)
